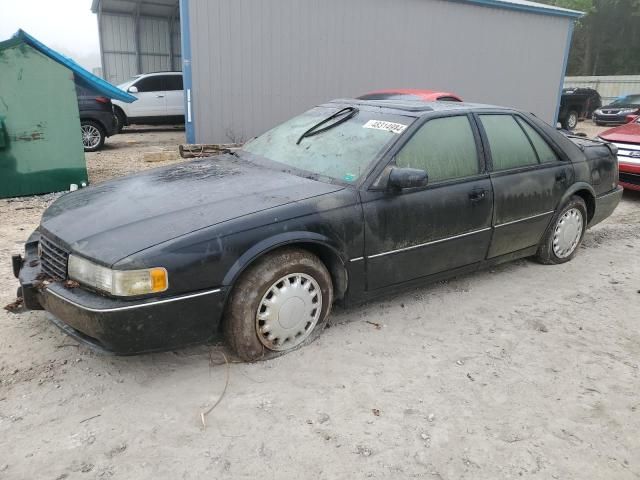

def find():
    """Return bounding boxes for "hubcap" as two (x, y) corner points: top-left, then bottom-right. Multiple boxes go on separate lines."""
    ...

(81, 125), (101, 148)
(568, 114), (578, 129)
(553, 208), (583, 258)
(256, 273), (322, 351)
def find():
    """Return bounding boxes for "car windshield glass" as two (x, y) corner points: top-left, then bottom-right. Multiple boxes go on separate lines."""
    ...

(117, 76), (141, 89)
(242, 106), (413, 183)
(611, 95), (640, 105)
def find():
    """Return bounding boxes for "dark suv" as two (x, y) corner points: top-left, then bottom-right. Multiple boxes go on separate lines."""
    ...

(76, 83), (118, 152)
(558, 88), (602, 130)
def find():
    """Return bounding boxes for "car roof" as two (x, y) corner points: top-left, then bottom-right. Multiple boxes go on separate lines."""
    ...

(325, 98), (508, 116)
(360, 89), (461, 99)
(139, 71), (182, 76)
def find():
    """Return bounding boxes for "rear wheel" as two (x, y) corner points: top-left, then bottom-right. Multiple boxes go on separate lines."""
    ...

(224, 248), (333, 362)
(80, 120), (105, 152)
(562, 110), (579, 130)
(114, 108), (126, 133)
(535, 196), (587, 265)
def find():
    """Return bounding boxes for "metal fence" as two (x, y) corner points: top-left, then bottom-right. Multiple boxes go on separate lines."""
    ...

(565, 75), (640, 104)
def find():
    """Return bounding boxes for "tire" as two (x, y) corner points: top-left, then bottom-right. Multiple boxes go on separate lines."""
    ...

(114, 108), (126, 133)
(224, 247), (333, 362)
(535, 196), (587, 265)
(81, 120), (105, 152)
(562, 110), (579, 130)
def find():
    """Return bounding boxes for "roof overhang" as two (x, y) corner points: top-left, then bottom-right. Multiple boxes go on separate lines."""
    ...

(91, 0), (179, 17)
(451, 0), (583, 19)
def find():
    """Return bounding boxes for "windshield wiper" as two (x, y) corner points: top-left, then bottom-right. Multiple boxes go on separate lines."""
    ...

(296, 107), (359, 145)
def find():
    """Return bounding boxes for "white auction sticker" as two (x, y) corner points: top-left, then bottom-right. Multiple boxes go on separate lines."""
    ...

(363, 120), (407, 134)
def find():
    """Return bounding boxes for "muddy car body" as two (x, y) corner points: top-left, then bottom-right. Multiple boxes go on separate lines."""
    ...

(13, 99), (622, 360)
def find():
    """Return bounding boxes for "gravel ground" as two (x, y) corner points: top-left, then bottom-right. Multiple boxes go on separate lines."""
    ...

(1, 122), (639, 480)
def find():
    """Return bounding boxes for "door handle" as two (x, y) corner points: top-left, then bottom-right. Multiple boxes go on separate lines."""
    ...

(469, 189), (487, 203)
(156, 95), (165, 98)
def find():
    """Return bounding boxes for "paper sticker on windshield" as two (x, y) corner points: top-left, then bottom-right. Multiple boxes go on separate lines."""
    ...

(363, 120), (407, 134)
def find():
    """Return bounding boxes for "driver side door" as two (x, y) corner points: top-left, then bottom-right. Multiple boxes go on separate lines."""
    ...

(360, 114), (493, 291)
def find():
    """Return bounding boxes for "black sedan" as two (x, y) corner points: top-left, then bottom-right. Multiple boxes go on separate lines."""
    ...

(593, 94), (640, 126)
(13, 99), (622, 361)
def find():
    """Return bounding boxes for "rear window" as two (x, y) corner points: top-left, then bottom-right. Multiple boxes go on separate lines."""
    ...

(480, 115), (538, 170)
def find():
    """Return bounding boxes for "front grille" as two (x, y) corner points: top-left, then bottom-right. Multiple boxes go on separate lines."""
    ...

(39, 235), (69, 280)
(620, 172), (640, 186)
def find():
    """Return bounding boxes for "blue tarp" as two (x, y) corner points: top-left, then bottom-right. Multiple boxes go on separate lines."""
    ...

(12, 29), (137, 103)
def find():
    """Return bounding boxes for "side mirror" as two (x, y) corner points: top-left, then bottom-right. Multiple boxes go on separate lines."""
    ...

(388, 167), (428, 191)
(625, 114), (638, 123)
(127, 85), (138, 93)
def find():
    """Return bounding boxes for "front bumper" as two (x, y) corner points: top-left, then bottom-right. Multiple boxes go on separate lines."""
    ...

(619, 162), (640, 191)
(15, 232), (227, 354)
(590, 186), (624, 227)
(593, 113), (630, 125)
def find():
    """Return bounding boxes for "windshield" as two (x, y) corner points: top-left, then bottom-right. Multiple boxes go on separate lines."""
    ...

(117, 76), (141, 90)
(242, 106), (413, 183)
(611, 95), (640, 106)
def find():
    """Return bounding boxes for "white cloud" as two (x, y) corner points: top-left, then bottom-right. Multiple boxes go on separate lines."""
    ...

(0, 0), (100, 70)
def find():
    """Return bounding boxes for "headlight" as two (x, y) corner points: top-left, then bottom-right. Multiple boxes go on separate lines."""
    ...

(618, 108), (637, 114)
(68, 255), (168, 296)
(594, 109), (603, 115)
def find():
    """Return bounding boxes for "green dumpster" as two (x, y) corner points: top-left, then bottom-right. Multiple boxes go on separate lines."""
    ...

(0, 36), (88, 198)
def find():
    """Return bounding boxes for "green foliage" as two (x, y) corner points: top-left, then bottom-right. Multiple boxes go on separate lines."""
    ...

(538, 0), (640, 75)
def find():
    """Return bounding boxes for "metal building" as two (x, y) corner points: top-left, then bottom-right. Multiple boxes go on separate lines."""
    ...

(93, 0), (582, 144)
(91, 0), (181, 85)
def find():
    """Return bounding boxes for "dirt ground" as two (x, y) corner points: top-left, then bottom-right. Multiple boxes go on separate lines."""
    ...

(1, 122), (639, 480)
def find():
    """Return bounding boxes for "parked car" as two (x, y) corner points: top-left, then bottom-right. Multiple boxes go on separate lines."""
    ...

(112, 71), (184, 131)
(593, 94), (640, 126)
(76, 83), (118, 152)
(358, 89), (462, 102)
(558, 87), (601, 130)
(13, 99), (622, 360)
(597, 116), (640, 191)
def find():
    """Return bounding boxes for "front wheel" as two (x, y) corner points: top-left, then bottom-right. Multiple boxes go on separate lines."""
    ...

(81, 120), (105, 152)
(114, 108), (126, 133)
(223, 248), (333, 361)
(562, 110), (579, 130)
(535, 196), (587, 265)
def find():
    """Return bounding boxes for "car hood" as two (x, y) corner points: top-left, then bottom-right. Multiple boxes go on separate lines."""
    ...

(599, 122), (640, 143)
(40, 155), (343, 265)
(599, 104), (640, 110)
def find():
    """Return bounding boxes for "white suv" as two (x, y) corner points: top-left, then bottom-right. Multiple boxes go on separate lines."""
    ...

(113, 72), (184, 130)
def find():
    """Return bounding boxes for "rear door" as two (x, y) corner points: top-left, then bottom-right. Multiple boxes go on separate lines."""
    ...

(361, 114), (493, 290)
(164, 74), (184, 117)
(477, 113), (574, 258)
(129, 75), (166, 118)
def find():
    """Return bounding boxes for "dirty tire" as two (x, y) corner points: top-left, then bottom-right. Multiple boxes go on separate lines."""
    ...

(562, 110), (579, 130)
(114, 108), (126, 133)
(224, 248), (333, 362)
(535, 195), (587, 265)
(81, 120), (105, 152)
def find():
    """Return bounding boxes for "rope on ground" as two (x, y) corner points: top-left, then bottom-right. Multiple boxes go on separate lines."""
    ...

(200, 351), (230, 429)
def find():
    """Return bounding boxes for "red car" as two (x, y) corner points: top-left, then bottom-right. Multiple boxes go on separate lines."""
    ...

(598, 116), (640, 191)
(357, 88), (463, 102)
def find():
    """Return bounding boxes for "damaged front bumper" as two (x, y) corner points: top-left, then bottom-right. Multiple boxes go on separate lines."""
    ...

(14, 231), (227, 354)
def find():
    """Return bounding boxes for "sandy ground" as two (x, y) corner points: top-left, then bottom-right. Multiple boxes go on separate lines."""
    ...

(1, 122), (639, 480)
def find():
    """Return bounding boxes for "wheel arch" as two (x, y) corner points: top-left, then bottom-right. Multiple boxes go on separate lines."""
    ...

(222, 232), (349, 301)
(113, 105), (127, 123)
(561, 182), (596, 223)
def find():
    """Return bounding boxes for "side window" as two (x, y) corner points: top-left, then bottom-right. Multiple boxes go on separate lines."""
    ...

(164, 75), (183, 91)
(395, 116), (479, 183)
(516, 118), (559, 163)
(480, 114), (538, 170)
(134, 76), (164, 93)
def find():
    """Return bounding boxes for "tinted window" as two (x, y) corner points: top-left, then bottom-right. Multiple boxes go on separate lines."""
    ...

(164, 75), (183, 91)
(480, 115), (538, 170)
(134, 76), (164, 92)
(516, 118), (558, 163)
(396, 116), (479, 182)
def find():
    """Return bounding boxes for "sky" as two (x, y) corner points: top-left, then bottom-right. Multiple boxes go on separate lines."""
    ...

(0, 0), (101, 71)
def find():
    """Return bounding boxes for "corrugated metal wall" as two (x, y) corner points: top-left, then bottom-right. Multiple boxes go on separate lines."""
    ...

(99, 13), (182, 84)
(187, 0), (572, 143)
(565, 75), (640, 104)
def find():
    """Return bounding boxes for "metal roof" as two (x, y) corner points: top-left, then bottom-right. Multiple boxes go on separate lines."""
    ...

(91, 0), (179, 17)
(5, 30), (137, 103)
(90, 0), (580, 19)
